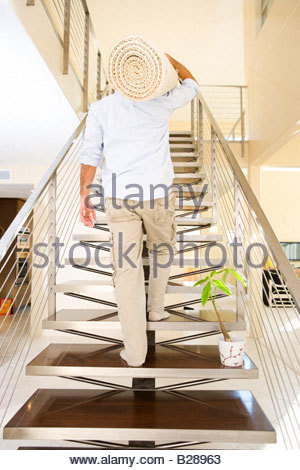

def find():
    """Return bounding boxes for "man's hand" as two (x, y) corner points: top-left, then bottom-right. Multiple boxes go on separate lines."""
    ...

(80, 197), (96, 227)
(165, 53), (197, 83)
(80, 163), (97, 227)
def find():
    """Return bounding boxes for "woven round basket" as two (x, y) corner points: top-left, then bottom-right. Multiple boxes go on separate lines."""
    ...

(107, 35), (178, 102)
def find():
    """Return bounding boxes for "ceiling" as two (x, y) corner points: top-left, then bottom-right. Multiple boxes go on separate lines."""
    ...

(0, 184), (34, 199)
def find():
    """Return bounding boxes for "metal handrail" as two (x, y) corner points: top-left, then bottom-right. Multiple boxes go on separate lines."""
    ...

(199, 84), (247, 88)
(35, 0), (107, 109)
(197, 89), (300, 312)
(0, 117), (86, 263)
(226, 110), (245, 141)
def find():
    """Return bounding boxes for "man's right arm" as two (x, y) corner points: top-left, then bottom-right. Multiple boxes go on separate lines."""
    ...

(165, 53), (197, 83)
(163, 54), (200, 110)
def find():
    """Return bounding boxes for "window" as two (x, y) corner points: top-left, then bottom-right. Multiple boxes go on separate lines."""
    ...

(280, 242), (300, 262)
(261, 0), (275, 27)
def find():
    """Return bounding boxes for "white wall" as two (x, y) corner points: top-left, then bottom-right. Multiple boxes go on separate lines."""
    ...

(87, 0), (245, 123)
(261, 168), (300, 242)
(244, 0), (300, 165)
(0, 0), (79, 183)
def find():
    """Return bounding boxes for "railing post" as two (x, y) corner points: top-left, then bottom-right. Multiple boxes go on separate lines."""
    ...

(211, 126), (217, 220)
(198, 100), (203, 160)
(234, 177), (245, 323)
(48, 173), (57, 317)
(63, 0), (71, 74)
(97, 52), (101, 100)
(240, 86), (245, 158)
(83, 11), (90, 112)
(191, 98), (195, 136)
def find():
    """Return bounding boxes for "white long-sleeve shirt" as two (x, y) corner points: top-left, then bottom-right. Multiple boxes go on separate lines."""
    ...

(80, 78), (200, 200)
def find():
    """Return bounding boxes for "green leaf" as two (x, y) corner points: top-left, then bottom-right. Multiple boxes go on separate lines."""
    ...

(201, 281), (211, 306)
(210, 270), (217, 278)
(216, 269), (226, 275)
(222, 268), (230, 283)
(193, 276), (209, 287)
(213, 279), (232, 296)
(230, 269), (247, 287)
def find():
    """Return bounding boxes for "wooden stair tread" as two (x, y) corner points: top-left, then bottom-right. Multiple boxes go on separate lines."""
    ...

(18, 447), (104, 450)
(3, 389), (276, 443)
(26, 343), (258, 379)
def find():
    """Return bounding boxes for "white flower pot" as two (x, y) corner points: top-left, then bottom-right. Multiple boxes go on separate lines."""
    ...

(218, 336), (246, 367)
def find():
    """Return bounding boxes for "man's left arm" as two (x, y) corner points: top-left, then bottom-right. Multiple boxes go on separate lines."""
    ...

(79, 102), (104, 227)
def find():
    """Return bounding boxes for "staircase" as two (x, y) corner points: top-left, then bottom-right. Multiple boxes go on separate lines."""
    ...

(1, 126), (277, 450)
(2, 0), (300, 451)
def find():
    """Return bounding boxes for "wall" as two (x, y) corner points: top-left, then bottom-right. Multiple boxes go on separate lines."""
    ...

(0, 0), (79, 185)
(87, 0), (245, 124)
(259, 132), (300, 241)
(243, 0), (300, 240)
(261, 168), (300, 242)
(8, 0), (83, 115)
(243, 0), (300, 165)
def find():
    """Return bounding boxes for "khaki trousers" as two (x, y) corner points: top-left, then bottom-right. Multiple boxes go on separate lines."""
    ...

(105, 191), (177, 366)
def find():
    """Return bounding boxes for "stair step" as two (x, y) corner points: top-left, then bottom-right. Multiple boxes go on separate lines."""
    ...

(171, 152), (198, 158)
(26, 343), (258, 379)
(172, 161), (202, 167)
(170, 144), (196, 150)
(64, 257), (227, 267)
(43, 308), (245, 331)
(3, 389), (276, 443)
(79, 201), (214, 221)
(170, 130), (193, 137)
(54, 280), (236, 295)
(173, 172), (205, 181)
(173, 184), (209, 195)
(72, 233), (222, 242)
(169, 138), (195, 144)
(94, 216), (217, 226)
(18, 447), (103, 450)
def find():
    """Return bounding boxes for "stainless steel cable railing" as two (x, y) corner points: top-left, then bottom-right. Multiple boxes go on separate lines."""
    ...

(1, 7), (299, 443)
(37, 0), (107, 109)
(0, 76), (112, 426)
(190, 92), (300, 449)
(199, 85), (247, 158)
(0, 119), (86, 424)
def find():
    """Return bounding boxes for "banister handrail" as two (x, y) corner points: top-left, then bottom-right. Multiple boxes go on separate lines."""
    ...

(199, 84), (248, 88)
(197, 89), (300, 312)
(226, 110), (245, 141)
(0, 116), (86, 263)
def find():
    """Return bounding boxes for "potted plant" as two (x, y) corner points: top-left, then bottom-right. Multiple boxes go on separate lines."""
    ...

(194, 268), (247, 367)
